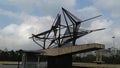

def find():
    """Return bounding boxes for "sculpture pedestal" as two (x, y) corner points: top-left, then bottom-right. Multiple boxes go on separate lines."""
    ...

(47, 54), (72, 68)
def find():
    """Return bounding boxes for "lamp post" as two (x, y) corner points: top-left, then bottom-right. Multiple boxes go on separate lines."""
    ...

(17, 53), (20, 68)
(112, 36), (117, 56)
(112, 36), (115, 48)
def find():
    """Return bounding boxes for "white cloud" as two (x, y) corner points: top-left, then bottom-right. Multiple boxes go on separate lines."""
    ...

(5, 0), (76, 16)
(93, 0), (120, 18)
(0, 8), (33, 21)
(77, 19), (114, 48)
(74, 6), (103, 28)
(77, 6), (102, 18)
(91, 0), (120, 48)
(0, 0), (76, 50)
(0, 11), (53, 50)
(88, 19), (112, 29)
(1, 0), (120, 50)
(113, 27), (120, 37)
(93, 0), (120, 9)
(0, 8), (19, 19)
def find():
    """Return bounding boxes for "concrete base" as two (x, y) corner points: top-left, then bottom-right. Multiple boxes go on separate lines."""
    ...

(47, 54), (72, 68)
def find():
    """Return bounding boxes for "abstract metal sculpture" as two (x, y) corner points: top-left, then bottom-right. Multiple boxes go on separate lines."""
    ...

(30, 8), (105, 49)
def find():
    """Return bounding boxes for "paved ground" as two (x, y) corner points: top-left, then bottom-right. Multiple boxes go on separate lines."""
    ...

(0, 64), (21, 68)
(1, 62), (120, 68)
(0, 61), (21, 68)
(73, 62), (120, 68)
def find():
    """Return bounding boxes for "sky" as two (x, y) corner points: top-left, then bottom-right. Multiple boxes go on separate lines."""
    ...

(0, 0), (120, 50)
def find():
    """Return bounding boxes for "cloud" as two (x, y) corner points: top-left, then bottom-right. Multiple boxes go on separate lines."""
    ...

(0, 8), (19, 19)
(77, 19), (114, 48)
(0, 0), (120, 50)
(0, 8), (33, 21)
(74, 6), (103, 28)
(88, 19), (112, 29)
(93, 0), (120, 18)
(77, 6), (102, 18)
(3, 0), (76, 16)
(112, 27), (120, 48)
(0, 11), (53, 50)
(0, 0), (76, 50)
(91, 0), (120, 48)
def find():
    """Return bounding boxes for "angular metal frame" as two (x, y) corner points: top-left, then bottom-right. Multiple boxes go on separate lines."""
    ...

(30, 8), (105, 49)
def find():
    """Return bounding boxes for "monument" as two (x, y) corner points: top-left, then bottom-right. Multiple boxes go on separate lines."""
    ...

(22, 8), (105, 68)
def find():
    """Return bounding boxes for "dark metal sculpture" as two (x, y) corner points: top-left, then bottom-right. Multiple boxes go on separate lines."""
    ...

(30, 8), (105, 49)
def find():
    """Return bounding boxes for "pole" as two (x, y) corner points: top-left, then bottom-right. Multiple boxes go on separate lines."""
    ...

(112, 36), (115, 47)
(17, 53), (20, 68)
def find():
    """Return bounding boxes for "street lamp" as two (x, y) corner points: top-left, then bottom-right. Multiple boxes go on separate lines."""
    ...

(17, 53), (20, 68)
(112, 36), (115, 48)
